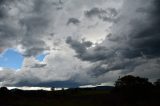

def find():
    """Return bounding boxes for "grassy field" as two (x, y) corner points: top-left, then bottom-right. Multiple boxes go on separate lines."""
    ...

(0, 89), (112, 106)
(0, 88), (160, 106)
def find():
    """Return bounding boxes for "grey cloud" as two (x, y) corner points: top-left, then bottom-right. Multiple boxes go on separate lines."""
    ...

(20, 17), (49, 36)
(21, 40), (48, 57)
(67, 18), (80, 25)
(51, 0), (63, 10)
(0, 0), (52, 56)
(0, 0), (14, 19)
(105, 0), (160, 78)
(23, 47), (46, 57)
(85, 7), (118, 22)
(66, 37), (114, 62)
(30, 63), (46, 68)
(66, 37), (115, 63)
(0, 53), (92, 87)
(82, 40), (92, 47)
(0, 69), (14, 81)
(0, 0), (160, 87)
(0, 0), (123, 87)
(117, 0), (160, 59)
(0, 25), (17, 48)
(85, 7), (107, 18)
(130, 58), (160, 81)
(87, 64), (108, 77)
(0, 0), (20, 49)
(67, 0), (160, 80)
(66, 36), (85, 53)
(52, 0), (63, 6)
(0, 0), (7, 19)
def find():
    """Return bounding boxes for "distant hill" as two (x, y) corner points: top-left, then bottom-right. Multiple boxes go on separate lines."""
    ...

(95, 86), (113, 90)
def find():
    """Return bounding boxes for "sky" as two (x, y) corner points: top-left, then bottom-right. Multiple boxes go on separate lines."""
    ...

(0, 0), (160, 87)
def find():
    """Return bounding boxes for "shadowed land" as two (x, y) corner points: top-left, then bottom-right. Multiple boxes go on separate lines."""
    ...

(0, 75), (160, 106)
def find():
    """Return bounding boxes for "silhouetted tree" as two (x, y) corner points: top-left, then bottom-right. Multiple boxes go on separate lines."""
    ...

(51, 87), (55, 91)
(154, 79), (160, 87)
(115, 75), (152, 88)
(114, 75), (153, 97)
(0, 87), (8, 92)
(0, 87), (9, 95)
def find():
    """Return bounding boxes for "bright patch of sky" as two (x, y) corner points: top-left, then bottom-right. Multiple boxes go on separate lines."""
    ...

(0, 67), (3, 71)
(36, 53), (47, 62)
(0, 49), (24, 70)
(0, 49), (47, 70)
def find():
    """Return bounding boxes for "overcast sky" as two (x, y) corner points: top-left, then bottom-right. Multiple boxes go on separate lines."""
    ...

(0, 0), (160, 87)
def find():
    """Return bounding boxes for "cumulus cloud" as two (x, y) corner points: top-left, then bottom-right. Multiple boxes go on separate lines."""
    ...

(67, 0), (160, 81)
(0, 0), (56, 56)
(0, 0), (160, 87)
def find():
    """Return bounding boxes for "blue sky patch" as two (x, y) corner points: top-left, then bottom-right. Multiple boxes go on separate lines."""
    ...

(36, 53), (47, 62)
(0, 49), (24, 70)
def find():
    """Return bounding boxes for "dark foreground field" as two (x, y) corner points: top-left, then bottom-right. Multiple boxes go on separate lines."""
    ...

(0, 89), (111, 106)
(0, 87), (160, 106)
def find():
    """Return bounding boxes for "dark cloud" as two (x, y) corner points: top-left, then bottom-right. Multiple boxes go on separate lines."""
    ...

(52, 0), (63, 5)
(0, 24), (17, 48)
(66, 37), (116, 64)
(0, 0), (52, 56)
(51, 0), (63, 10)
(0, 1), (17, 49)
(0, 0), (13, 19)
(85, 7), (107, 18)
(85, 7), (118, 22)
(66, 36), (85, 54)
(67, 0), (160, 80)
(67, 18), (80, 25)
(30, 63), (46, 68)
(0, 0), (6, 19)
(121, 0), (160, 59)
(21, 40), (48, 57)
(0, 0), (160, 87)
(66, 37), (114, 62)
(66, 37), (116, 62)
(87, 64), (108, 77)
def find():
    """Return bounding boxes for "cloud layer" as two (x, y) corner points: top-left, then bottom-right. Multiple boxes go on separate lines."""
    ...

(0, 0), (160, 87)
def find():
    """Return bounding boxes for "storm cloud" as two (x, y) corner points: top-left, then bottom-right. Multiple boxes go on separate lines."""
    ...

(0, 0), (160, 87)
